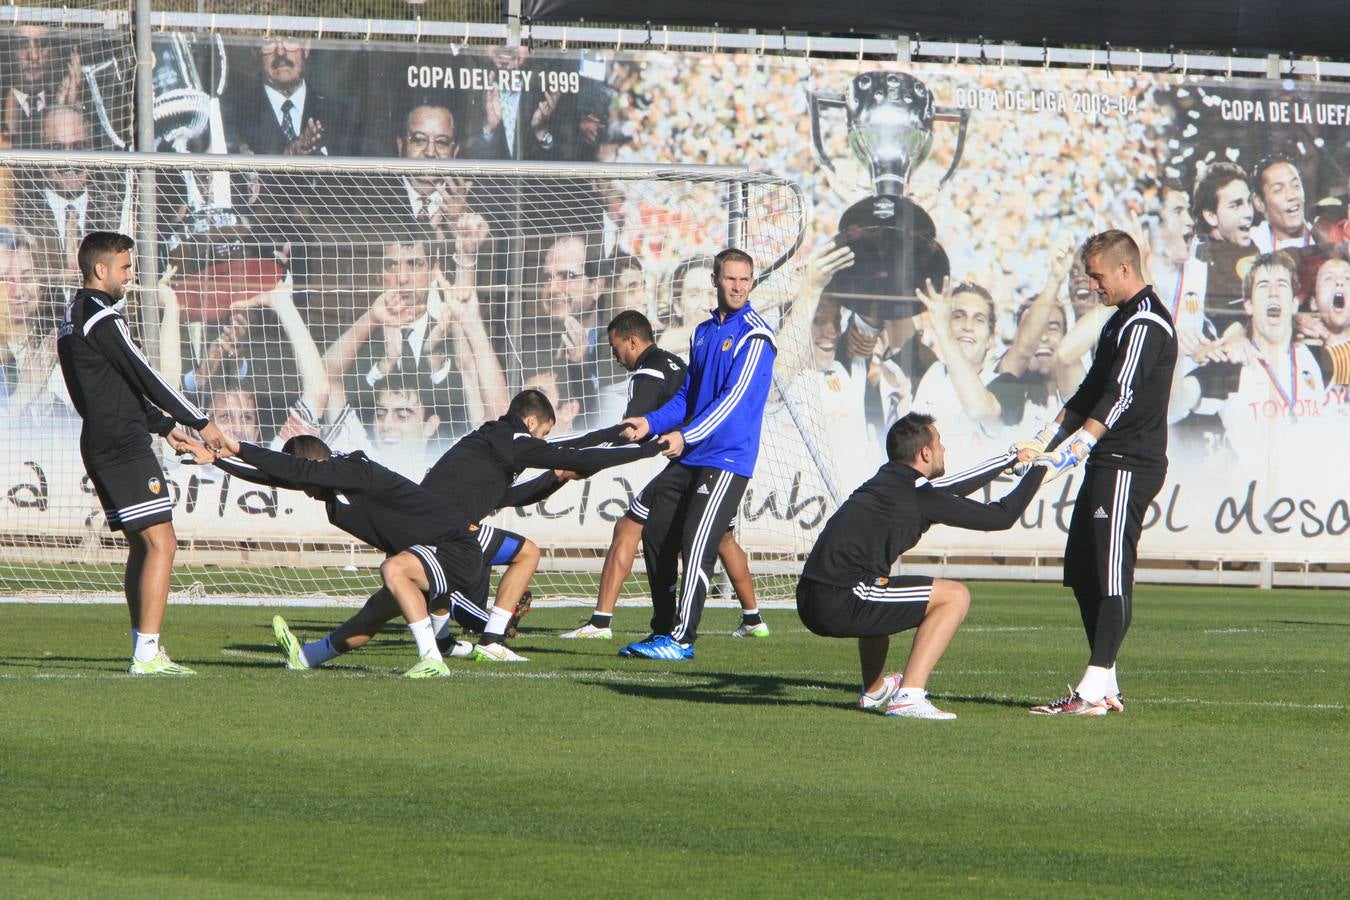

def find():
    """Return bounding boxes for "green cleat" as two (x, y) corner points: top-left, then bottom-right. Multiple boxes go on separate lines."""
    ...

(272, 615), (308, 670)
(403, 655), (451, 679)
(128, 649), (197, 676)
(731, 621), (771, 639)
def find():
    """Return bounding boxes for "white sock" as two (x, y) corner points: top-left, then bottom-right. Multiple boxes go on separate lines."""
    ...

(133, 632), (161, 663)
(408, 618), (442, 660)
(483, 606), (513, 640)
(1076, 665), (1112, 701)
(302, 636), (338, 667)
(741, 607), (759, 617)
(1106, 664), (1120, 696)
(894, 687), (927, 701)
(430, 612), (452, 640)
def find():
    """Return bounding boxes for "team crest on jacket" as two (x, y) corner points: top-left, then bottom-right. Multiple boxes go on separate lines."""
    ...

(874, 576), (889, 586)
(721, 338), (733, 351)
(147, 477), (162, 496)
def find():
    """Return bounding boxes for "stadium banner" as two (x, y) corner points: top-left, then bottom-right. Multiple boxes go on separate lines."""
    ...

(4, 32), (1350, 567)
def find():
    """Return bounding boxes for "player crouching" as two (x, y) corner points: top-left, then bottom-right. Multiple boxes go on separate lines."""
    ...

(796, 413), (1046, 719)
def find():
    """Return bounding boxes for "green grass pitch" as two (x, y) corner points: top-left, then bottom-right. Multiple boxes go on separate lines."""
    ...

(1, 583), (1345, 897)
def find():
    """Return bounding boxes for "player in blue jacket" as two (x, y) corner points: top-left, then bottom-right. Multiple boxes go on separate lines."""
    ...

(618, 248), (776, 659)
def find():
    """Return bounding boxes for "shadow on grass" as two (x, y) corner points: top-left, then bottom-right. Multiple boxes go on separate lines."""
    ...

(935, 692), (1036, 710)
(579, 670), (855, 709)
(1274, 619), (1350, 628)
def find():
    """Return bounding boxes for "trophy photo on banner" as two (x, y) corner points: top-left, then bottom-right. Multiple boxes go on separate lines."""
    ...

(152, 32), (240, 238)
(808, 71), (968, 318)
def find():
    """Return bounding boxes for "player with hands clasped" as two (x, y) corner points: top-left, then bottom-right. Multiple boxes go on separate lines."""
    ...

(56, 232), (227, 676)
(1014, 230), (1177, 716)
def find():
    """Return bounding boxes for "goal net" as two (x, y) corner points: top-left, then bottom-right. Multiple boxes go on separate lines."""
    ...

(0, 149), (838, 606)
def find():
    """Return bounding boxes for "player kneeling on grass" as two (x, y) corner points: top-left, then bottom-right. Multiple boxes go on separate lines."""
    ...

(796, 413), (1046, 720)
(193, 432), (488, 679)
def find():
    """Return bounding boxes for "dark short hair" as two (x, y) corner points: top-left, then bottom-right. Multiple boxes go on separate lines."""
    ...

(1192, 162), (1249, 221)
(281, 434), (331, 461)
(885, 412), (936, 464)
(1251, 154), (1301, 199)
(509, 388), (555, 424)
(1242, 251), (1299, 302)
(607, 309), (654, 343)
(1081, 230), (1142, 274)
(78, 231), (134, 282)
(375, 372), (433, 415)
(712, 247), (754, 277)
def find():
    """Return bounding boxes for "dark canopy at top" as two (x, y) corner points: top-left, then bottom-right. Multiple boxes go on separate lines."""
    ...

(516, 0), (1344, 59)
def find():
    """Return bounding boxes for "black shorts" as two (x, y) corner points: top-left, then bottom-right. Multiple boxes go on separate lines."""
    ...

(796, 575), (932, 638)
(626, 466), (739, 531)
(88, 452), (174, 533)
(1064, 465), (1165, 598)
(406, 532), (489, 609)
(473, 523), (527, 567)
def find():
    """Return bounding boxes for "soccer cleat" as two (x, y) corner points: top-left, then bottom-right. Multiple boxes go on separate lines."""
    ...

(730, 621), (771, 639)
(435, 634), (475, 658)
(403, 655), (451, 679)
(618, 634), (658, 657)
(507, 591), (533, 638)
(857, 673), (904, 713)
(471, 642), (529, 663)
(128, 648), (197, 676)
(1104, 692), (1125, 713)
(559, 623), (614, 640)
(884, 690), (957, 720)
(272, 615), (308, 670)
(622, 634), (694, 660)
(1028, 686), (1109, 716)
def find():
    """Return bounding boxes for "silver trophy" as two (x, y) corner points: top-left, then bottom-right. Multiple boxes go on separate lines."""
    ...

(151, 32), (240, 236)
(808, 71), (968, 316)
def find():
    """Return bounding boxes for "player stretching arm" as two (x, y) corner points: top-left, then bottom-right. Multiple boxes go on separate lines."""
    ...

(1013, 230), (1177, 716)
(57, 232), (226, 675)
(798, 413), (1046, 719)
(561, 310), (765, 641)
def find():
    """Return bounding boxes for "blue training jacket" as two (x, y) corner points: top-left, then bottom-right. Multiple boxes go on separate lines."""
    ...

(644, 303), (777, 478)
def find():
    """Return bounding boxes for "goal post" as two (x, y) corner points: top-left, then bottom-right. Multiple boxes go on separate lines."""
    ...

(0, 148), (840, 605)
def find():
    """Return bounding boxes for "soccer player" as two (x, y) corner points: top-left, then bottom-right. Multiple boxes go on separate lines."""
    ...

(56, 232), (227, 675)
(1016, 229), (1178, 716)
(797, 413), (1046, 719)
(204, 432), (489, 678)
(560, 310), (765, 640)
(618, 248), (776, 659)
(263, 389), (667, 667)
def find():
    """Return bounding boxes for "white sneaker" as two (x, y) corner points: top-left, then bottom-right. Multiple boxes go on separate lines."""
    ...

(856, 673), (904, 712)
(730, 621), (771, 638)
(446, 639), (475, 658)
(472, 642), (529, 662)
(885, 689), (957, 720)
(559, 623), (613, 639)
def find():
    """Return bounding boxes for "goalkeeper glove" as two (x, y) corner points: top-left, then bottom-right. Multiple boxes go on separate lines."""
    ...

(1010, 421), (1068, 474)
(1031, 430), (1097, 483)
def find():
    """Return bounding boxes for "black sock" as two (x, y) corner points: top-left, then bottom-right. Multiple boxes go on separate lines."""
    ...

(588, 612), (613, 629)
(740, 611), (762, 626)
(481, 632), (506, 645)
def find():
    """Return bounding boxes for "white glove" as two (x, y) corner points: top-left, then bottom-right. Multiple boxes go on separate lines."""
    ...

(1031, 430), (1097, 483)
(1011, 421), (1067, 474)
